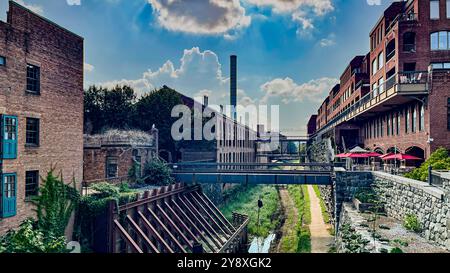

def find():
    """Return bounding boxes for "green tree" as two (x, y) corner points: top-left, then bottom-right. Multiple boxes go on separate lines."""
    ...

(84, 85), (136, 133)
(134, 86), (184, 159)
(405, 148), (450, 181)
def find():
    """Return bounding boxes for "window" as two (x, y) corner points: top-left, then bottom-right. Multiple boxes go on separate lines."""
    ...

(392, 114), (396, 135)
(431, 31), (450, 50)
(26, 118), (40, 146)
(378, 78), (385, 93)
(2, 115), (18, 159)
(448, 0), (450, 18)
(0, 56), (5, 66)
(403, 32), (416, 52)
(419, 105), (425, 131)
(106, 157), (118, 179)
(397, 113), (401, 135)
(431, 0), (440, 19)
(447, 98), (450, 130)
(1, 173), (17, 218)
(406, 109), (410, 133)
(387, 114), (391, 136)
(372, 82), (378, 97)
(431, 62), (450, 69)
(25, 171), (39, 198)
(378, 51), (384, 70)
(372, 58), (378, 75)
(26, 64), (40, 94)
(412, 106), (417, 133)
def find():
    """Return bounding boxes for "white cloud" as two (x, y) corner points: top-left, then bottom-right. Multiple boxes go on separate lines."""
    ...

(246, 0), (334, 36)
(319, 33), (336, 47)
(67, 0), (81, 5)
(260, 77), (338, 104)
(15, 0), (44, 15)
(84, 62), (94, 73)
(148, 0), (251, 36)
(99, 47), (230, 101)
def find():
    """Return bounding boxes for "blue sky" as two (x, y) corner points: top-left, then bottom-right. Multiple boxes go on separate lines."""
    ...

(1, 0), (393, 135)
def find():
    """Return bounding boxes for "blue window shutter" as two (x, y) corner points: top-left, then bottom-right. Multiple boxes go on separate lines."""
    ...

(1, 173), (17, 218)
(2, 115), (18, 159)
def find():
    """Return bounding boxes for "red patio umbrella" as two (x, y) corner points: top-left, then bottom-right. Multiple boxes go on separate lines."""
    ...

(365, 152), (382, 157)
(335, 153), (350, 158)
(379, 153), (393, 159)
(347, 153), (370, 158)
(382, 153), (422, 161)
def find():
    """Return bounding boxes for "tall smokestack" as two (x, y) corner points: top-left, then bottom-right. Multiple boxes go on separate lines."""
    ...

(230, 55), (237, 120)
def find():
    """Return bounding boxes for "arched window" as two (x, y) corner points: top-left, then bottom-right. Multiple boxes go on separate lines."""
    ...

(431, 31), (450, 50)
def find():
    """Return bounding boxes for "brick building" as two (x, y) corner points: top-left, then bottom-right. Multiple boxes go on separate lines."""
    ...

(83, 129), (158, 187)
(175, 93), (257, 165)
(310, 0), (450, 160)
(0, 1), (84, 234)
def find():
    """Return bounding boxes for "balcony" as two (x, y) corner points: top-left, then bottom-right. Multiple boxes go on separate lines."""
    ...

(386, 13), (418, 34)
(316, 71), (428, 136)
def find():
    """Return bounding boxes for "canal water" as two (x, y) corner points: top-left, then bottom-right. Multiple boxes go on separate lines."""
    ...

(248, 233), (276, 253)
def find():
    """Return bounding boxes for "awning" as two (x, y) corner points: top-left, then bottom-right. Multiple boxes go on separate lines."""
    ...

(382, 153), (422, 160)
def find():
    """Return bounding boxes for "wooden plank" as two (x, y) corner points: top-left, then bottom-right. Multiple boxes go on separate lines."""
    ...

(125, 215), (159, 253)
(113, 220), (143, 253)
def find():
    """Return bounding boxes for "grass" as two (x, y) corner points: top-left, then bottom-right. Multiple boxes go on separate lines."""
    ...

(220, 185), (281, 238)
(312, 185), (335, 235)
(278, 185), (311, 253)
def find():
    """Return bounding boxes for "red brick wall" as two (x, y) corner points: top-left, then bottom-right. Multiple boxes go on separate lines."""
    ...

(0, 2), (83, 234)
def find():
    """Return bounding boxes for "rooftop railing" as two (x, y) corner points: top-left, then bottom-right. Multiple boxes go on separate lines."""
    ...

(386, 12), (417, 34)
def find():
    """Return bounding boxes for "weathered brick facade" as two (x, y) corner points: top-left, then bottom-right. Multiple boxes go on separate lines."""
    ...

(83, 130), (158, 185)
(0, 1), (84, 234)
(311, 0), (450, 159)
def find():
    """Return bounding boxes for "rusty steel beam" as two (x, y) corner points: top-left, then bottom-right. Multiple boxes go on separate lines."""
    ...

(187, 192), (230, 237)
(170, 199), (221, 251)
(113, 220), (143, 253)
(179, 196), (224, 245)
(137, 211), (174, 253)
(192, 191), (235, 234)
(147, 208), (187, 253)
(126, 215), (159, 253)
(197, 191), (237, 232)
(155, 204), (195, 250)
(163, 201), (215, 253)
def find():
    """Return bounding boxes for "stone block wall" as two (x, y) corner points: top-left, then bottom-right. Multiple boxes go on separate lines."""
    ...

(332, 170), (450, 250)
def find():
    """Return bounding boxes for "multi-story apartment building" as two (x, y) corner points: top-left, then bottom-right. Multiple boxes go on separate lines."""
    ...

(310, 0), (450, 159)
(0, 1), (84, 234)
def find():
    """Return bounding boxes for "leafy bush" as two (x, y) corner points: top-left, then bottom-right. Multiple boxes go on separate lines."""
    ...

(405, 148), (450, 182)
(141, 158), (174, 186)
(404, 214), (421, 233)
(390, 247), (404, 253)
(0, 219), (68, 253)
(354, 188), (378, 203)
(33, 169), (80, 238)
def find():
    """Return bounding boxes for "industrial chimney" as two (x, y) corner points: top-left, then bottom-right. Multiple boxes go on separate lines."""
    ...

(230, 55), (237, 120)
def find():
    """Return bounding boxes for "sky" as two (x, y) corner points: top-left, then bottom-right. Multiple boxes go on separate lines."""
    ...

(0, 0), (394, 135)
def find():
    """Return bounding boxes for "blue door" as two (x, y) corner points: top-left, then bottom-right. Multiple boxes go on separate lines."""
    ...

(2, 115), (18, 159)
(1, 173), (17, 218)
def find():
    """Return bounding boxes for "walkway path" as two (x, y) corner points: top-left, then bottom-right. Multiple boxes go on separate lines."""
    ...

(276, 187), (299, 253)
(307, 185), (333, 253)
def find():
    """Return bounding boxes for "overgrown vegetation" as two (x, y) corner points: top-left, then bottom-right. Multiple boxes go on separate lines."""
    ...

(220, 185), (281, 238)
(0, 169), (79, 253)
(279, 186), (311, 253)
(354, 188), (378, 204)
(405, 148), (450, 182)
(339, 223), (370, 253)
(313, 185), (334, 235)
(404, 214), (422, 233)
(74, 182), (138, 252)
(140, 158), (175, 186)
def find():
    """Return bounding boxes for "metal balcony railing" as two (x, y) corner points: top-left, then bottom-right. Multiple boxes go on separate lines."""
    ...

(386, 13), (418, 34)
(315, 71), (428, 136)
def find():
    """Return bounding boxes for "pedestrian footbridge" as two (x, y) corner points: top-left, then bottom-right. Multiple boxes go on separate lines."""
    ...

(169, 163), (334, 185)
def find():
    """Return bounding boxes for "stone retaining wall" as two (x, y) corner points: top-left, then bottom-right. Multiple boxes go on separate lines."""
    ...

(332, 171), (450, 250)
